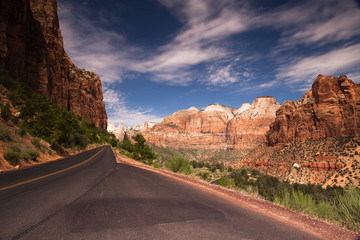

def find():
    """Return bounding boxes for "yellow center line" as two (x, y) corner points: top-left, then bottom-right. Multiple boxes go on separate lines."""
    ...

(0, 147), (106, 192)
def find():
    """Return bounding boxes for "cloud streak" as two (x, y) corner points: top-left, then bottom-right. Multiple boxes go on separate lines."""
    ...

(59, 0), (253, 86)
(259, 0), (360, 49)
(276, 43), (360, 88)
(103, 88), (163, 127)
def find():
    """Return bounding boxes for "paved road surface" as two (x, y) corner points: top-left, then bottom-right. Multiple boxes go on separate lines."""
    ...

(0, 146), (322, 239)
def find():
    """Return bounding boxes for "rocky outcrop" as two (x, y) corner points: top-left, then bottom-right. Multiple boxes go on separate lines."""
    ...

(107, 123), (126, 141)
(0, 0), (107, 129)
(226, 97), (281, 149)
(267, 75), (360, 145)
(300, 161), (345, 171)
(143, 97), (280, 149)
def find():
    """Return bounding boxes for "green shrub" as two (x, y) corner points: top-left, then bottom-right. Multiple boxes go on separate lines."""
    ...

(3, 150), (20, 165)
(191, 160), (205, 168)
(109, 137), (119, 147)
(31, 138), (43, 149)
(10, 143), (21, 153)
(121, 139), (135, 153)
(0, 127), (11, 141)
(20, 152), (30, 161)
(69, 132), (88, 148)
(125, 152), (134, 158)
(334, 187), (360, 231)
(197, 172), (210, 180)
(25, 148), (39, 161)
(290, 190), (317, 213)
(218, 176), (236, 188)
(314, 200), (336, 220)
(152, 162), (161, 168)
(166, 156), (192, 174)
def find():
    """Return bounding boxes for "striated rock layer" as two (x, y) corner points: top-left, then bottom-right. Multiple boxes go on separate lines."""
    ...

(0, 0), (107, 129)
(107, 123), (126, 141)
(143, 97), (280, 149)
(267, 75), (360, 145)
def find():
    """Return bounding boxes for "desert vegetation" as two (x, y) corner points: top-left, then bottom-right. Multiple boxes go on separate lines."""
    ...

(216, 168), (360, 232)
(166, 156), (192, 174)
(115, 133), (157, 166)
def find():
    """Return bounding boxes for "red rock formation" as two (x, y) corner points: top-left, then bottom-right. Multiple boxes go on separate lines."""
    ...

(0, 0), (107, 129)
(267, 75), (360, 145)
(300, 162), (344, 171)
(144, 105), (231, 149)
(143, 97), (280, 149)
(226, 97), (281, 149)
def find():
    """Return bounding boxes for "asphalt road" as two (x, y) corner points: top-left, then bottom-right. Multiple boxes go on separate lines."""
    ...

(0, 145), (322, 239)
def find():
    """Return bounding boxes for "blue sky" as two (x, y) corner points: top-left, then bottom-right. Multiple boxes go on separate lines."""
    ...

(57, 0), (360, 127)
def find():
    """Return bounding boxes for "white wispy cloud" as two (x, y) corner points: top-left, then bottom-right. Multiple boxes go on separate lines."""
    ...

(259, 0), (360, 49)
(58, 2), (141, 83)
(276, 43), (360, 88)
(58, 0), (253, 86)
(103, 88), (163, 127)
(208, 65), (237, 86)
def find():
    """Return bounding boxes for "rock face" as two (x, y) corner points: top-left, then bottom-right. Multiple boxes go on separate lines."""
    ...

(300, 161), (345, 171)
(107, 123), (126, 141)
(143, 97), (280, 149)
(0, 0), (107, 129)
(227, 97), (281, 149)
(267, 75), (360, 145)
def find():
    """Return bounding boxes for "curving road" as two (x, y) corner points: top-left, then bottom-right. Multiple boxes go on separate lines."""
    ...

(0, 146), (322, 239)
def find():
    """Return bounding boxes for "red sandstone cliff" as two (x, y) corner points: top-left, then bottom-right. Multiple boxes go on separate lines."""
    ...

(143, 97), (280, 149)
(227, 96), (281, 149)
(0, 0), (107, 129)
(267, 75), (360, 145)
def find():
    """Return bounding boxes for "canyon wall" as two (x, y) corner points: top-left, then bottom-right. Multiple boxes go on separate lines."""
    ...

(143, 97), (280, 149)
(267, 75), (360, 145)
(0, 0), (107, 129)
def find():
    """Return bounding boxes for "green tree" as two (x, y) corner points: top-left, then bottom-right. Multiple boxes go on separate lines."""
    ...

(132, 134), (146, 150)
(110, 136), (119, 147)
(121, 138), (135, 153)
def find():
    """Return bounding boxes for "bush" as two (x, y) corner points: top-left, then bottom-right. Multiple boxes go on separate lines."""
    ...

(218, 176), (236, 188)
(197, 172), (210, 180)
(191, 160), (205, 168)
(109, 137), (119, 147)
(3, 150), (20, 165)
(69, 132), (88, 148)
(21, 152), (30, 161)
(31, 138), (43, 149)
(10, 143), (21, 153)
(0, 127), (11, 141)
(121, 139), (135, 153)
(25, 148), (40, 161)
(1, 103), (11, 121)
(166, 156), (192, 174)
(334, 187), (360, 231)
(314, 200), (336, 220)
